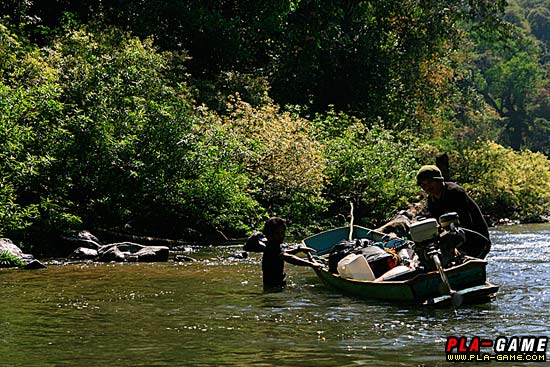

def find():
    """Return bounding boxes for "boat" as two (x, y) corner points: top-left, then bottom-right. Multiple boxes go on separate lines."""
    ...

(301, 225), (499, 307)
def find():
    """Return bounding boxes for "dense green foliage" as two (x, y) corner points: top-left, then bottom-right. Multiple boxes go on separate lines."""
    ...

(0, 0), (549, 255)
(0, 23), (271, 248)
(453, 142), (550, 221)
(314, 110), (419, 227)
(0, 0), (508, 126)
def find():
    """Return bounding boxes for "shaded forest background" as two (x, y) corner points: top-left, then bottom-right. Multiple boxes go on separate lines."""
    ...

(0, 0), (549, 256)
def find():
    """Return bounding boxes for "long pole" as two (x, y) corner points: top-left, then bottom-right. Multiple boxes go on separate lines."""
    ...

(432, 253), (463, 308)
(348, 202), (354, 241)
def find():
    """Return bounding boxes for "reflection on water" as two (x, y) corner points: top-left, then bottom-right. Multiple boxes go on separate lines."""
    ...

(0, 224), (549, 366)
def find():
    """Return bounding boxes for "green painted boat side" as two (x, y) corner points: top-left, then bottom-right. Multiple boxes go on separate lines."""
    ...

(313, 267), (415, 301)
(302, 226), (499, 304)
(312, 259), (494, 303)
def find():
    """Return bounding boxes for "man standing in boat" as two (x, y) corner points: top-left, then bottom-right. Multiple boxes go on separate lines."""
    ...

(416, 165), (491, 259)
(244, 217), (321, 290)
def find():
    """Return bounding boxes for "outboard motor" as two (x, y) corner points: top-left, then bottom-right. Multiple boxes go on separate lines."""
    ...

(409, 218), (441, 271)
(409, 214), (464, 271)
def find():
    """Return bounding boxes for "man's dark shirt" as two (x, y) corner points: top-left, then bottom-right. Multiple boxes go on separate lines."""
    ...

(427, 182), (490, 258)
(262, 243), (286, 288)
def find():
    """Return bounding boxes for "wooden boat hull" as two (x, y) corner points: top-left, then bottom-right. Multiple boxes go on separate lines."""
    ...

(302, 225), (499, 305)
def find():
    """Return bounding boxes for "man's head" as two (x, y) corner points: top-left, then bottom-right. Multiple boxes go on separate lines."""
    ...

(416, 165), (444, 183)
(263, 217), (287, 244)
(416, 165), (444, 197)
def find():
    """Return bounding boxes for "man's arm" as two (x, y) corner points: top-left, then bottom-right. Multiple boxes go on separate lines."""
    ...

(281, 252), (322, 268)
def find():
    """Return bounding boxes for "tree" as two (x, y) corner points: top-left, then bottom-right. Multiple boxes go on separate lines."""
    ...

(197, 95), (327, 228)
(1, 0), (507, 130)
(471, 25), (548, 151)
(269, 0), (507, 129)
(315, 110), (419, 227)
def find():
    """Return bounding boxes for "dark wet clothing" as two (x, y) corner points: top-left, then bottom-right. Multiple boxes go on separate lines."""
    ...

(243, 232), (266, 253)
(427, 182), (491, 258)
(244, 231), (287, 288)
(261, 244), (286, 288)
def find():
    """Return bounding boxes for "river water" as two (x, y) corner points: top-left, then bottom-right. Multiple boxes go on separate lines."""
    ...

(1, 224), (549, 367)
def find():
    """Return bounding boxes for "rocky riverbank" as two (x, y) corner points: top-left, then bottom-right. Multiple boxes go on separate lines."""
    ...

(0, 238), (47, 269)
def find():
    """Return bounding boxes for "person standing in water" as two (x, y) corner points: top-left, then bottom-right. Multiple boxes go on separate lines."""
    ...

(244, 217), (321, 290)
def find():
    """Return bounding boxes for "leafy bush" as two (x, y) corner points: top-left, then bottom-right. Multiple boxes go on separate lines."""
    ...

(0, 251), (26, 268)
(198, 96), (327, 230)
(0, 23), (67, 237)
(193, 71), (272, 113)
(43, 24), (271, 238)
(453, 141), (550, 221)
(0, 21), (268, 247)
(316, 111), (419, 227)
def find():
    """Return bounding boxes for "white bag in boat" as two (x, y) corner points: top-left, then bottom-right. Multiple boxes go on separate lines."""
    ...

(337, 253), (375, 281)
(374, 265), (415, 282)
